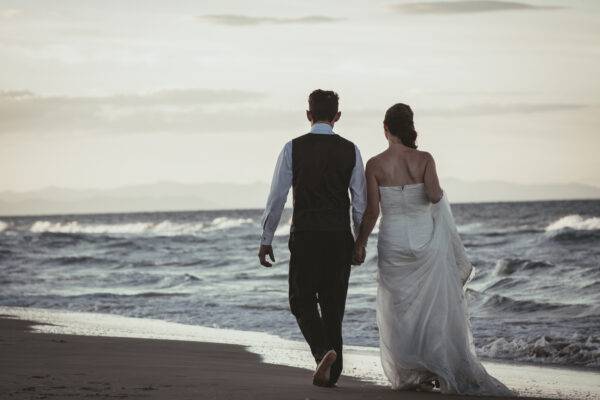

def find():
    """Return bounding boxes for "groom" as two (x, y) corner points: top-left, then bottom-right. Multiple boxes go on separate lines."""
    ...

(258, 89), (366, 387)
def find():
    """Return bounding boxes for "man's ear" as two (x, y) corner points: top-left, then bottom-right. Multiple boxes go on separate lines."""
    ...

(333, 111), (341, 123)
(306, 110), (313, 123)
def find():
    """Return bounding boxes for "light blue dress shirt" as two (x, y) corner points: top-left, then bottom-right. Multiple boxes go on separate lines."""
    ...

(260, 123), (367, 245)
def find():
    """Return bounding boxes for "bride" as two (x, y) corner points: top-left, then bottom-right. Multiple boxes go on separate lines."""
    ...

(353, 103), (513, 396)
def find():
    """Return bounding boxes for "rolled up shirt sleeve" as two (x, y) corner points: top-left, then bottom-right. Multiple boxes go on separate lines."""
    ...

(260, 141), (292, 245)
(349, 144), (367, 236)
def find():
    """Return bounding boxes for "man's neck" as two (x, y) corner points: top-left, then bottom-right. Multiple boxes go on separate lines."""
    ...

(309, 122), (335, 135)
(311, 120), (334, 127)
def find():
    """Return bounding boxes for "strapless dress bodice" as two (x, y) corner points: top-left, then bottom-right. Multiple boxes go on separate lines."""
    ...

(378, 183), (433, 252)
(379, 183), (431, 216)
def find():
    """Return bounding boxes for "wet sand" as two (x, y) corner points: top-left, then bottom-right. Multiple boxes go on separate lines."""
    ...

(0, 316), (520, 400)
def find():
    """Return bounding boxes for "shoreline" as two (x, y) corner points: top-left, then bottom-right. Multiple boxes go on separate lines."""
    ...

(1, 306), (599, 399)
(0, 316), (397, 400)
(0, 314), (514, 400)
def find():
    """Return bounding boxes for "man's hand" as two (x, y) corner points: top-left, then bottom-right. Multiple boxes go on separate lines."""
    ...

(352, 243), (366, 266)
(258, 244), (275, 268)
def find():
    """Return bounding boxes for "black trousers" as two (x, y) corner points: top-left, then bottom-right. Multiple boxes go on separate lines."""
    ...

(288, 230), (353, 384)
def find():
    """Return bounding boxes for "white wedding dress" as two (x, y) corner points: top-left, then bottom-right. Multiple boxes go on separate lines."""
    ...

(376, 183), (513, 396)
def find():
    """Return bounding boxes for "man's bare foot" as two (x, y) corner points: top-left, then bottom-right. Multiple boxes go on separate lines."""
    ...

(312, 350), (337, 387)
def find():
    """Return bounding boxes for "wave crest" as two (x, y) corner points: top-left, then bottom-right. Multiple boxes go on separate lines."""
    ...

(204, 217), (253, 231)
(545, 215), (600, 232)
(494, 258), (554, 276)
(478, 335), (600, 368)
(0, 221), (7, 232)
(457, 222), (485, 234)
(274, 223), (291, 237)
(29, 217), (255, 236)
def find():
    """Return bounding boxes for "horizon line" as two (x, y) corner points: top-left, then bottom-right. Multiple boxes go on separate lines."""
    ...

(2, 197), (600, 219)
(2, 177), (600, 194)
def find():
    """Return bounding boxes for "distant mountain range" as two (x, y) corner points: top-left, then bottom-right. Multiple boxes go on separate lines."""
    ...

(442, 178), (600, 203)
(1, 179), (599, 216)
(0, 182), (270, 217)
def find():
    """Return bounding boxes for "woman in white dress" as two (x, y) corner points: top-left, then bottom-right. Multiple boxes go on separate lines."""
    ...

(353, 103), (513, 396)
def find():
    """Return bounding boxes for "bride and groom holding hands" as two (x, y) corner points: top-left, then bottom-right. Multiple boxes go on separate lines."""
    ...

(257, 89), (512, 396)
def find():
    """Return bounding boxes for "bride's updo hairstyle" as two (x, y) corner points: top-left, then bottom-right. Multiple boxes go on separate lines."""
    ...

(383, 103), (418, 149)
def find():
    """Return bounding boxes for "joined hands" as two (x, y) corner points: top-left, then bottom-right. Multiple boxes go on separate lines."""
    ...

(352, 242), (366, 266)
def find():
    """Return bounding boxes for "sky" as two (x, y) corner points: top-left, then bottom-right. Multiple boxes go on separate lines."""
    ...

(1, 0), (599, 192)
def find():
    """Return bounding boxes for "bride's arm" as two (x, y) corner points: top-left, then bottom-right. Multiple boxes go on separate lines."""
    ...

(424, 152), (443, 203)
(353, 159), (380, 263)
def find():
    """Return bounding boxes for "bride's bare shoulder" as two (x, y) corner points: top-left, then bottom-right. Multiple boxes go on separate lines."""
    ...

(412, 149), (435, 164)
(366, 151), (387, 168)
(364, 152), (388, 179)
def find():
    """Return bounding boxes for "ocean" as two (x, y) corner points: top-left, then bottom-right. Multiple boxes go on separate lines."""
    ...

(1, 200), (599, 370)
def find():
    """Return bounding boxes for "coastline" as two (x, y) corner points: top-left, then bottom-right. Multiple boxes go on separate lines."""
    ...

(1, 307), (599, 399)
(1, 316), (398, 400)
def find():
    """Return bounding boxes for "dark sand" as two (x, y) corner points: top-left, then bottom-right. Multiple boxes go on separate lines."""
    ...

(0, 316), (518, 400)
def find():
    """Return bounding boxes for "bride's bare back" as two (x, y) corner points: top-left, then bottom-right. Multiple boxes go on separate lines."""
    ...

(368, 147), (443, 204)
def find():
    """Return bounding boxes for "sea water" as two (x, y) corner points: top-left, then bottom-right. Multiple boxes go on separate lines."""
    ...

(1, 200), (599, 370)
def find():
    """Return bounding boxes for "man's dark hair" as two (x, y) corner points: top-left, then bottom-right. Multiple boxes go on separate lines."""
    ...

(308, 89), (339, 122)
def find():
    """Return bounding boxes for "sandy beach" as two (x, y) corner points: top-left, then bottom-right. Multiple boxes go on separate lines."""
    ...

(0, 315), (513, 400)
(1, 307), (600, 400)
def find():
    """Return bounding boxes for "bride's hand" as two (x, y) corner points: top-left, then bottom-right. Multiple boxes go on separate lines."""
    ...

(352, 243), (366, 266)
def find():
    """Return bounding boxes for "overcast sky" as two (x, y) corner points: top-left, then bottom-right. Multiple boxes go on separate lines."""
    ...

(1, 0), (599, 192)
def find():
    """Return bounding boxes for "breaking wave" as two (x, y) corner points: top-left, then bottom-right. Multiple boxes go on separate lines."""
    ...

(457, 222), (486, 234)
(274, 223), (291, 237)
(0, 221), (7, 232)
(494, 258), (554, 275)
(545, 215), (600, 241)
(478, 335), (600, 368)
(545, 214), (600, 232)
(28, 217), (254, 236)
(203, 217), (254, 232)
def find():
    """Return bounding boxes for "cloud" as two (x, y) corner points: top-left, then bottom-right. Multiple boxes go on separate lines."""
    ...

(196, 14), (341, 26)
(342, 103), (587, 121)
(0, 89), (264, 114)
(343, 103), (587, 119)
(0, 90), (34, 99)
(420, 103), (586, 117)
(0, 89), (271, 135)
(0, 8), (22, 19)
(0, 89), (586, 136)
(392, 1), (560, 14)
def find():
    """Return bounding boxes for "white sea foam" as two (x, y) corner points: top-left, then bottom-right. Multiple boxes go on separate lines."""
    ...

(545, 215), (600, 232)
(457, 222), (486, 234)
(479, 335), (600, 369)
(204, 217), (254, 231)
(371, 218), (381, 234)
(29, 217), (255, 236)
(29, 220), (203, 236)
(274, 223), (291, 237)
(0, 220), (8, 232)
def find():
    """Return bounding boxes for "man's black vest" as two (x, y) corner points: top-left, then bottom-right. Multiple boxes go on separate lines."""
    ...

(291, 133), (356, 233)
